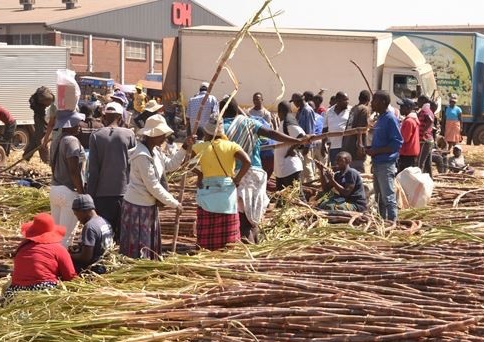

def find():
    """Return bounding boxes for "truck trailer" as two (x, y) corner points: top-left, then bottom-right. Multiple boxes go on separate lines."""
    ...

(175, 26), (439, 113)
(391, 31), (484, 144)
(0, 45), (70, 150)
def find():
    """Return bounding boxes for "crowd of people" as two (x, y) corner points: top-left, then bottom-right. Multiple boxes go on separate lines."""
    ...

(0, 81), (475, 301)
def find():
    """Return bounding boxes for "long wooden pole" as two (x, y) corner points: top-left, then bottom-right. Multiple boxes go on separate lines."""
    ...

(171, 0), (274, 252)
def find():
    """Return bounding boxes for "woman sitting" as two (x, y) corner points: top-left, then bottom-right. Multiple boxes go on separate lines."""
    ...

(120, 114), (193, 259)
(3, 213), (76, 300)
(192, 114), (251, 250)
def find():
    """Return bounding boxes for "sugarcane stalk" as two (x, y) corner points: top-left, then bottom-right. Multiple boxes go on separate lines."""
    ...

(171, 0), (275, 252)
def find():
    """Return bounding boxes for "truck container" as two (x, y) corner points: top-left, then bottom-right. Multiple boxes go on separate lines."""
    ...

(391, 31), (484, 144)
(0, 45), (70, 150)
(176, 26), (439, 113)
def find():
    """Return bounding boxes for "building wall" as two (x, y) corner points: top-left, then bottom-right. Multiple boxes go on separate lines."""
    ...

(92, 38), (122, 81)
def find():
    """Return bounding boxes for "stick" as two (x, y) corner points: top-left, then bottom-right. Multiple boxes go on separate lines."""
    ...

(350, 60), (373, 95)
(171, 0), (274, 252)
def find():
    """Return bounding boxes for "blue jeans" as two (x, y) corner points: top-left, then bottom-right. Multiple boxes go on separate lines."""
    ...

(373, 161), (398, 221)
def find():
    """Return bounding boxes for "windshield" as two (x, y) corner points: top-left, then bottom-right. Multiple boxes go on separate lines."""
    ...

(421, 71), (438, 98)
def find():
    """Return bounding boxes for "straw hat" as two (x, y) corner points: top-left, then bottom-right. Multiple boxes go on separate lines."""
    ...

(138, 114), (173, 137)
(21, 213), (66, 244)
(203, 114), (224, 137)
(144, 99), (164, 113)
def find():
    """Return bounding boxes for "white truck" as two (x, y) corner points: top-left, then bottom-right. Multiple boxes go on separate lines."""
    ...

(0, 45), (70, 150)
(177, 26), (439, 111)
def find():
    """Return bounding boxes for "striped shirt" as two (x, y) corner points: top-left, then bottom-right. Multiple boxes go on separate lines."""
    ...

(186, 91), (219, 132)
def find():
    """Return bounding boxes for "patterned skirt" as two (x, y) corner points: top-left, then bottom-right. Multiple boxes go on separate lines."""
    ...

(445, 120), (461, 143)
(2, 281), (57, 303)
(119, 200), (161, 260)
(196, 207), (240, 251)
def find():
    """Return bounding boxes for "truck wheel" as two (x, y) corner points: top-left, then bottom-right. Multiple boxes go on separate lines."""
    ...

(11, 128), (30, 151)
(472, 125), (484, 146)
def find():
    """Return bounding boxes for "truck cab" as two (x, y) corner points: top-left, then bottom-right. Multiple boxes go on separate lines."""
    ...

(382, 37), (440, 113)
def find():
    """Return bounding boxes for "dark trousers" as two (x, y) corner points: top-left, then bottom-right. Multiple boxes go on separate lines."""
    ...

(432, 153), (448, 173)
(1, 121), (16, 156)
(239, 212), (259, 244)
(418, 140), (433, 178)
(94, 196), (123, 243)
(398, 155), (417, 173)
(23, 115), (48, 162)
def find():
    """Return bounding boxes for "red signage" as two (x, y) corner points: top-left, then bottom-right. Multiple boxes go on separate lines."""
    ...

(172, 2), (192, 27)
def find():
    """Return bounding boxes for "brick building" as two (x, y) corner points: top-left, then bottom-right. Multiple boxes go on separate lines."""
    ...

(0, 0), (231, 85)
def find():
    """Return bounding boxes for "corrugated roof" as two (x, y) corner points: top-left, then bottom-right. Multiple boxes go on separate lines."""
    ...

(0, 0), (158, 24)
(389, 25), (484, 31)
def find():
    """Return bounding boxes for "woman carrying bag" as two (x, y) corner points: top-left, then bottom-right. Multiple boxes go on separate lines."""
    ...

(192, 114), (251, 250)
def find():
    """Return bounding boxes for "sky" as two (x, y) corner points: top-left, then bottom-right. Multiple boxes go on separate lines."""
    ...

(196, 0), (484, 30)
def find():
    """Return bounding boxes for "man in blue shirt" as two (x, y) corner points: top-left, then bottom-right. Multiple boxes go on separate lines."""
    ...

(290, 93), (316, 182)
(365, 91), (403, 222)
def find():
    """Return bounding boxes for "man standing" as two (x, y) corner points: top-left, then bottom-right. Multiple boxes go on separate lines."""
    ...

(341, 90), (370, 173)
(313, 94), (326, 115)
(249, 92), (273, 127)
(366, 91), (403, 222)
(133, 83), (147, 117)
(88, 102), (136, 243)
(290, 93), (316, 182)
(0, 105), (17, 156)
(325, 92), (351, 166)
(416, 95), (434, 177)
(397, 98), (420, 173)
(187, 82), (219, 140)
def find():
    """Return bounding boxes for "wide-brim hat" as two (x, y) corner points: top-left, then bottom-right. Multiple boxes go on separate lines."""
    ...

(144, 99), (164, 113)
(54, 110), (85, 129)
(138, 114), (174, 137)
(21, 213), (66, 244)
(110, 91), (128, 106)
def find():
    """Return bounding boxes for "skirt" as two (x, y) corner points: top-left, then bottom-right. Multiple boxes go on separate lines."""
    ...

(445, 120), (461, 143)
(196, 207), (240, 251)
(119, 200), (161, 260)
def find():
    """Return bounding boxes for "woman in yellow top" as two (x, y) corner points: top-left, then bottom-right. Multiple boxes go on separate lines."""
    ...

(192, 114), (251, 250)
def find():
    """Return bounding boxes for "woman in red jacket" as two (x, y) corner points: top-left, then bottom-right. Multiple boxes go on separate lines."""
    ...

(398, 99), (420, 173)
(2, 213), (77, 301)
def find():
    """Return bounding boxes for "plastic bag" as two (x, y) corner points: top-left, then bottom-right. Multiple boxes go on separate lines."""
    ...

(396, 167), (434, 208)
(56, 69), (80, 111)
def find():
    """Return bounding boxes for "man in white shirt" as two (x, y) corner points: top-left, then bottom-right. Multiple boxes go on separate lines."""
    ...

(324, 91), (351, 165)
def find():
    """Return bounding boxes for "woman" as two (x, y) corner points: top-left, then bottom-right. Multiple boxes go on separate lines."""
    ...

(444, 94), (463, 149)
(50, 110), (86, 247)
(3, 213), (76, 301)
(273, 101), (306, 194)
(120, 114), (192, 259)
(192, 114), (251, 250)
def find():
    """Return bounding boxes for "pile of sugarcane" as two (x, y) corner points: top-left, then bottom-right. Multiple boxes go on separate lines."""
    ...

(2, 241), (484, 341)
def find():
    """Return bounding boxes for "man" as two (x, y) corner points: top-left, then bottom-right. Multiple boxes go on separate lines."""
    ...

(0, 105), (17, 156)
(88, 102), (136, 243)
(290, 93), (316, 182)
(416, 95), (434, 177)
(23, 86), (55, 162)
(341, 90), (370, 173)
(222, 98), (308, 244)
(313, 94), (326, 115)
(249, 92), (273, 128)
(187, 82), (219, 140)
(133, 83), (147, 116)
(366, 90), (403, 222)
(316, 151), (367, 212)
(324, 91), (351, 166)
(110, 90), (131, 128)
(70, 194), (113, 273)
(398, 98), (420, 173)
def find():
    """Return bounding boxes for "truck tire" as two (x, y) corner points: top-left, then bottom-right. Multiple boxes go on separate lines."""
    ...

(472, 125), (484, 146)
(11, 127), (30, 151)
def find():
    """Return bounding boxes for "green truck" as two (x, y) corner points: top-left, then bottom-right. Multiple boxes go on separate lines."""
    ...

(392, 31), (484, 144)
